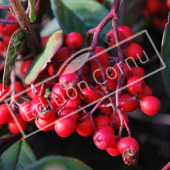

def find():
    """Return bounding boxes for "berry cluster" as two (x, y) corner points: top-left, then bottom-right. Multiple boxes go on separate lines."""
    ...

(0, 24), (161, 165)
(143, 0), (168, 29)
(0, 12), (20, 56)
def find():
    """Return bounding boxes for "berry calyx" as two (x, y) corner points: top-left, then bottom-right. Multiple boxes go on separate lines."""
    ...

(140, 96), (161, 116)
(8, 115), (27, 134)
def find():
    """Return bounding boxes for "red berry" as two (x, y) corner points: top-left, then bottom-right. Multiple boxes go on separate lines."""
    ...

(0, 104), (12, 124)
(112, 63), (132, 82)
(140, 96), (161, 116)
(93, 125), (115, 150)
(106, 136), (121, 156)
(118, 26), (134, 43)
(138, 85), (153, 99)
(49, 93), (63, 109)
(38, 109), (55, 120)
(59, 108), (79, 121)
(64, 90), (81, 109)
(27, 83), (46, 99)
(52, 83), (68, 101)
(81, 86), (101, 103)
(35, 114), (55, 131)
(131, 66), (145, 78)
(94, 115), (112, 128)
(119, 94), (139, 112)
(2, 35), (10, 48)
(19, 102), (35, 122)
(110, 112), (129, 130)
(90, 46), (109, 65)
(47, 63), (57, 76)
(127, 76), (145, 95)
(166, 0), (170, 9)
(21, 60), (32, 76)
(0, 41), (4, 54)
(66, 32), (83, 50)
(146, 0), (160, 14)
(125, 43), (143, 61)
(0, 84), (9, 102)
(54, 117), (76, 137)
(76, 113), (94, 137)
(59, 72), (79, 89)
(8, 115), (27, 134)
(106, 30), (125, 46)
(9, 81), (24, 100)
(1, 20), (20, 37)
(91, 64), (108, 80)
(100, 106), (112, 117)
(118, 137), (139, 165)
(118, 137), (139, 154)
(54, 47), (72, 67)
(41, 35), (51, 47)
(99, 77), (117, 92)
(30, 96), (49, 116)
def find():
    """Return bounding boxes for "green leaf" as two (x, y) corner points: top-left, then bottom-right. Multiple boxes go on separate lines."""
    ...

(161, 13), (170, 96)
(25, 156), (92, 170)
(51, 0), (111, 42)
(40, 18), (61, 37)
(0, 140), (37, 170)
(44, 88), (52, 98)
(25, 30), (64, 84)
(29, 0), (36, 22)
(2, 28), (25, 90)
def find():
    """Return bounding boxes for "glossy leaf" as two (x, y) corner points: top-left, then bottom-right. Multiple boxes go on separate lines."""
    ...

(2, 28), (25, 91)
(0, 140), (37, 170)
(51, 0), (111, 42)
(29, 0), (36, 22)
(25, 30), (64, 84)
(161, 13), (170, 96)
(25, 156), (92, 170)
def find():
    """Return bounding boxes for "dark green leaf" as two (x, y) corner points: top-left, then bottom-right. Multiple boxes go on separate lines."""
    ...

(25, 156), (92, 170)
(29, 0), (36, 22)
(51, 0), (111, 42)
(0, 140), (37, 170)
(2, 28), (25, 91)
(25, 30), (64, 84)
(161, 13), (170, 96)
